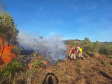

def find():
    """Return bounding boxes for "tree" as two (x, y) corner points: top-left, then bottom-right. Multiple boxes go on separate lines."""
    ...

(0, 11), (18, 60)
(84, 37), (90, 42)
(0, 11), (19, 45)
(81, 37), (90, 47)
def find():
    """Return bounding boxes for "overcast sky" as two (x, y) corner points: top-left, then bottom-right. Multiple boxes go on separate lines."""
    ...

(1, 0), (112, 42)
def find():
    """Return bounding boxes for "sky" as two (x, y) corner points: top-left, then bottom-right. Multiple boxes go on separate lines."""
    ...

(0, 0), (112, 42)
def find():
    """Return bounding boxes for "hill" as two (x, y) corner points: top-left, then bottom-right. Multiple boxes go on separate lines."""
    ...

(15, 46), (112, 84)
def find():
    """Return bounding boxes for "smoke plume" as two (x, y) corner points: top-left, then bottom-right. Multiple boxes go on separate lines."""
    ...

(17, 34), (67, 62)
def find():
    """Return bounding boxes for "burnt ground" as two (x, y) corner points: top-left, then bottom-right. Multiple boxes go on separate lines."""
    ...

(16, 47), (112, 84)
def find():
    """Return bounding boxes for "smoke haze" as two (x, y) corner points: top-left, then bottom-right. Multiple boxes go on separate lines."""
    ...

(17, 34), (67, 61)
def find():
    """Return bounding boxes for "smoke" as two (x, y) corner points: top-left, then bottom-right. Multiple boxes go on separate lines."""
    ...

(17, 34), (67, 62)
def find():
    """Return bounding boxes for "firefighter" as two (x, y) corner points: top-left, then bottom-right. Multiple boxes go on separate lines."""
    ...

(77, 47), (84, 60)
(70, 47), (76, 61)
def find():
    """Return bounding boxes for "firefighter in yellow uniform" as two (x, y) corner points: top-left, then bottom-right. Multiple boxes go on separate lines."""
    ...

(77, 47), (84, 60)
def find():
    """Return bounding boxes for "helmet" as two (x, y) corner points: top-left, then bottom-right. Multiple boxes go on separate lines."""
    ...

(77, 45), (80, 47)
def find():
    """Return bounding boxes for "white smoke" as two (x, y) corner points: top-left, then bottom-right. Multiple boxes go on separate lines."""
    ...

(17, 34), (67, 61)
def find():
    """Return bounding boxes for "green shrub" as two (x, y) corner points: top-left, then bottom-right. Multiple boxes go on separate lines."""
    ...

(0, 59), (23, 83)
(99, 47), (112, 56)
(0, 60), (23, 77)
(33, 59), (43, 69)
(12, 46), (21, 56)
(66, 38), (112, 57)
(33, 52), (38, 57)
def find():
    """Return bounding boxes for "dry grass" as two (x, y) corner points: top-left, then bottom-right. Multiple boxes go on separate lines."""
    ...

(3, 48), (112, 84)
(30, 52), (112, 84)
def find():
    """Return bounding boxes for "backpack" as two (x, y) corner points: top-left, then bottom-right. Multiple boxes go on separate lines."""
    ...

(79, 48), (82, 52)
(72, 49), (75, 54)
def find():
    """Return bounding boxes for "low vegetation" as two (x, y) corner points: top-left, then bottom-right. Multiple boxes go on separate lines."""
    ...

(66, 37), (112, 58)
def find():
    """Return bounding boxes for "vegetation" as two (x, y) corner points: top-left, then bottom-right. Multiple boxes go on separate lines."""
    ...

(32, 59), (43, 69)
(66, 37), (112, 57)
(0, 11), (23, 84)
(0, 59), (23, 83)
(0, 11), (19, 46)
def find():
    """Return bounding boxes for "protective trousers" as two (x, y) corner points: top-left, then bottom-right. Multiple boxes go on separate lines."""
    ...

(71, 53), (76, 59)
(79, 52), (83, 57)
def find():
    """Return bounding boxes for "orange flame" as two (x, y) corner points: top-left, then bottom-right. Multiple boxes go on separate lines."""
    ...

(0, 37), (16, 65)
(43, 61), (47, 65)
(36, 61), (47, 70)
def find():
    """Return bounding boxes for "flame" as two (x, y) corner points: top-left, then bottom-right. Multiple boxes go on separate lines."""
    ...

(0, 37), (16, 65)
(36, 61), (47, 70)
(43, 61), (47, 65)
